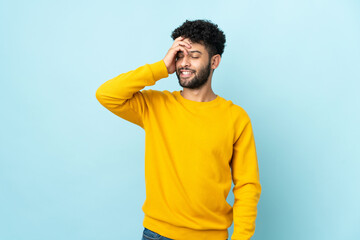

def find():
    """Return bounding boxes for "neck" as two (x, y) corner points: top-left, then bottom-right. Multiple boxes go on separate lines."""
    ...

(180, 88), (217, 102)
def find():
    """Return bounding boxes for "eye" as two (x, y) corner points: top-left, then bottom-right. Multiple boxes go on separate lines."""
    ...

(191, 56), (199, 59)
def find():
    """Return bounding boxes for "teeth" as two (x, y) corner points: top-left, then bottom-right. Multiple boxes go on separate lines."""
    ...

(182, 71), (192, 75)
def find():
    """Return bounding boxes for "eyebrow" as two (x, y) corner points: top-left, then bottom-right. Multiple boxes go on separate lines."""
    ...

(189, 50), (202, 54)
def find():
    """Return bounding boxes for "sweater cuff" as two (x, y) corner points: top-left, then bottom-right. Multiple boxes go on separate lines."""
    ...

(149, 59), (169, 81)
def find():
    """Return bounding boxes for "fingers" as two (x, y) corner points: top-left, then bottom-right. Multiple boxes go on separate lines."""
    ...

(173, 41), (191, 51)
(175, 36), (192, 44)
(170, 37), (192, 57)
(173, 45), (189, 56)
(173, 36), (192, 49)
(173, 43), (191, 55)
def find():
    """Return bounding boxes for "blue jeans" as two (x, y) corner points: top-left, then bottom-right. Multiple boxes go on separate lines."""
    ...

(142, 227), (173, 240)
(141, 227), (228, 240)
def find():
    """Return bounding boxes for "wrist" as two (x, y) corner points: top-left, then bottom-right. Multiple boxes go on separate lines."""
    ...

(162, 58), (170, 73)
(149, 60), (169, 80)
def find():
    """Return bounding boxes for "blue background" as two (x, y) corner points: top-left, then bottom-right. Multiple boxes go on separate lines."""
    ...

(1, 0), (359, 239)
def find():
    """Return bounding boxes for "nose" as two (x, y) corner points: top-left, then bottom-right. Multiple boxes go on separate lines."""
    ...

(179, 55), (191, 68)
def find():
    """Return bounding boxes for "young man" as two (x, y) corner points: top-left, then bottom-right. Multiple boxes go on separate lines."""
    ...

(96, 19), (261, 240)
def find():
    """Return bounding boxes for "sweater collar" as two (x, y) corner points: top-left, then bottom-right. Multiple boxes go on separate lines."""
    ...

(174, 90), (221, 108)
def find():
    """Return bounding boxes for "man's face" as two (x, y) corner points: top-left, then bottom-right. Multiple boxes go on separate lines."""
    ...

(175, 40), (212, 89)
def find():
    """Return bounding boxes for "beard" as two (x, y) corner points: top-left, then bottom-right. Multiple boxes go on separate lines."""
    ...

(175, 60), (212, 89)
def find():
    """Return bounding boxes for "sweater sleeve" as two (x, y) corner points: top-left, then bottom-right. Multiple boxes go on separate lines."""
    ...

(95, 60), (168, 129)
(230, 116), (262, 240)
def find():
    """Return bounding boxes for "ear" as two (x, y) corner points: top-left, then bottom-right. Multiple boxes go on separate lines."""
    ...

(211, 54), (221, 70)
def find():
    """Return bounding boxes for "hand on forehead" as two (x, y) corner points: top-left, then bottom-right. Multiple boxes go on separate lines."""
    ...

(176, 36), (192, 45)
(182, 37), (192, 44)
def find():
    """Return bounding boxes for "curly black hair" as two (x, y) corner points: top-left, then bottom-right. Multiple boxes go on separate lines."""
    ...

(171, 19), (226, 58)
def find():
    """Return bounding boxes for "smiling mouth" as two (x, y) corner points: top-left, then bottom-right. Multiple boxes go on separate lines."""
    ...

(179, 70), (195, 78)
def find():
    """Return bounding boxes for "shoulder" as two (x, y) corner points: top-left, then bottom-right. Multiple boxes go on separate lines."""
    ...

(217, 96), (254, 143)
(139, 89), (172, 102)
(221, 97), (251, 124)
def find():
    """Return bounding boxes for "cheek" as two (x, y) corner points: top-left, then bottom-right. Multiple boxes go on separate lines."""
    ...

(175, 61), (181, 69)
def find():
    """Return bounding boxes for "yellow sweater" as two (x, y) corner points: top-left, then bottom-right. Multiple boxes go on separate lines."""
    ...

(95, 60), (261, 240)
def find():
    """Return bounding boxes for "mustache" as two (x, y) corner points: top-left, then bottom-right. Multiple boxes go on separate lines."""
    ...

(178, 68), (195, 72)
